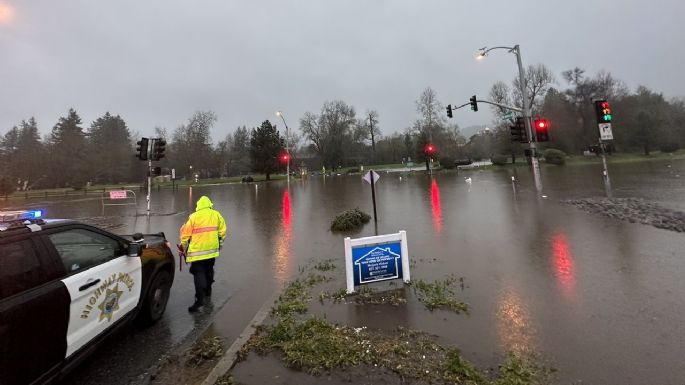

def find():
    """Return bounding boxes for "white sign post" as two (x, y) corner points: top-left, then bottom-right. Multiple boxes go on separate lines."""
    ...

(362, 170), (380, 225)
(598, 123), (613, 141)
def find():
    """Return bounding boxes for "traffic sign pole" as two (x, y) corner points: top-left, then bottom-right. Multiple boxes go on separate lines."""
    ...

(370, 170), (378, 225)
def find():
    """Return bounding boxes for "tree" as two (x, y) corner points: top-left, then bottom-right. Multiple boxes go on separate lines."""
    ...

(414, 87), (445, 142)
(0, 126), (20, 184)
(171, 111), (216, 178)
(47, 108), (89, 187)
(250, 120), (284, 180)
(88, 112), (133, 183)
(300, 100), (356, 169)
(363, 110), (380, 157)
(512, 64), (555, 114)
(15, 118), (44, 187)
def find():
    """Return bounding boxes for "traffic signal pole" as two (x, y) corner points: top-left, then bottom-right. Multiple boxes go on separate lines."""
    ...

(514, 45), (543, 193)
(147, 138), (153, 216)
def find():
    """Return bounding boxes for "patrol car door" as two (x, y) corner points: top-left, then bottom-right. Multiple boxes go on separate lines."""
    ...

(48, 228), (142, 358)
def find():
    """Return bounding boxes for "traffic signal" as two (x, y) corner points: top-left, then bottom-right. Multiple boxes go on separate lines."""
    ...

(280, 152), (290, 163)
(469, 95), (478, 112)
(152, 166), (162, 176)
(136, 138), (149, 160)
(446, 104), (453, 118)
(510, 117), (527, 143)
(424, 143), (437, 156)
(534, 117), (550, 142)
(594, 100), (612, 123)
(151, 139), (166, 161)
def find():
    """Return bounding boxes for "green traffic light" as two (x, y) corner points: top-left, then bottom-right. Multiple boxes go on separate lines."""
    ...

(603, 114), (612, 121)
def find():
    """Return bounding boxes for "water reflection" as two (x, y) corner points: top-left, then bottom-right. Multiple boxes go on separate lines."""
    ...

(274, 189), (292, 284)
(552, 233), (576, 300)
(496, 290), (536, 356)
(430, 179), (442, 233)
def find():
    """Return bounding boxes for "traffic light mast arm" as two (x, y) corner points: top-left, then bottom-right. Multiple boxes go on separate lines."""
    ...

(450, 100), (522, 113)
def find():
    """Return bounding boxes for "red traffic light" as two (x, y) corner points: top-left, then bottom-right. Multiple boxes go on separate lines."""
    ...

(424, 143), (436, 155)
(533, 117), (550, 142)
(280, 153), (290, 162)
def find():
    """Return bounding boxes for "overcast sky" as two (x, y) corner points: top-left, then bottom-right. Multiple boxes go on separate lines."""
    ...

(1, 0), (683, 141)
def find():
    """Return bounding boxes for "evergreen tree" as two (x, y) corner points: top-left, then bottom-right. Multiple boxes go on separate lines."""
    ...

(16, 118), (44, 188)
(249, 120), (284, 180)
(48, 108), (89, 187)
(88, 112), (133, 183)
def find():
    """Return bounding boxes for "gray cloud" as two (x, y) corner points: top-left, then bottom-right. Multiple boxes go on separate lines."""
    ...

(1, 0), (683, 140)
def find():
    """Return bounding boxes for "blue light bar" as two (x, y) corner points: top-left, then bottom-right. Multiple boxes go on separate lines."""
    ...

(31, 210), (43, 219)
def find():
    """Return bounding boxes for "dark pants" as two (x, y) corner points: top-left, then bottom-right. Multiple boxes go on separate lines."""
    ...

(189, 258), (215, 302)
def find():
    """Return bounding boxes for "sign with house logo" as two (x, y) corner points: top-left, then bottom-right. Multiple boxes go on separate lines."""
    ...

(344, 231), (411, 293)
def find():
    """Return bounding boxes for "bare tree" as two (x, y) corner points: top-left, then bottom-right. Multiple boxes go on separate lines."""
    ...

(415, 87), (445, 141)
(489, 81), (512, 118)
(299, 100), (356, 169)
(512, 64), (555, 114)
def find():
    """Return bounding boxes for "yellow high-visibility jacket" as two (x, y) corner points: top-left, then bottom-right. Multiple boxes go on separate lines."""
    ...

(180, 196), (227, 263)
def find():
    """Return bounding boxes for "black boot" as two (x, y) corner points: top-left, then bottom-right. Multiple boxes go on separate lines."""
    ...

(206, 286), (212, 298)
(188, 298), (204, 313)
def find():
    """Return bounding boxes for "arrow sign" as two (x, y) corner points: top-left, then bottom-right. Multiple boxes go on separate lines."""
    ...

(363, 170), (380, 185)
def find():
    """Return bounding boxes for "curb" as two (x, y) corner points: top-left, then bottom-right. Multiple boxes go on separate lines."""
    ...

(200, 293), (278, 385)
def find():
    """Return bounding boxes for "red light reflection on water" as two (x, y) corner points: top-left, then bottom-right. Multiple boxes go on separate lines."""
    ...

(275, 190), (292, 284)
(282, 190), (291, 230)
(430, 179), (442, 233)
(552, 233), (576, 299)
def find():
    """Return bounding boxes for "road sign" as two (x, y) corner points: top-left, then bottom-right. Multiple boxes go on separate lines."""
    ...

(362, 170), (380, 184)
(598, 123), (613, 140)
(171, 168), (176, 179)
(502, 112), (514, 123)
(344, 231), (410, 293)
(109, 190), (128, 200)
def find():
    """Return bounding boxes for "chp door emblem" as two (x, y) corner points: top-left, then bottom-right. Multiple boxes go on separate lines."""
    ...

(98, 283), (123, 322)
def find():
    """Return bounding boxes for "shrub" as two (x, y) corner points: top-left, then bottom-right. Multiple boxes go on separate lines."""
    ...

(346, 168), (360, 174)
(544, 148), (566, 165)
(439, 156), (455, 169)
(330, 208), (371, 232)
(659, 142), (679, 153)
(491, 154), (509, 166)
(241, 176), (254, 183)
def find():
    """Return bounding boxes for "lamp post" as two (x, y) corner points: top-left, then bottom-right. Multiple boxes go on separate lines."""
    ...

(275, 111), (291, 184)
(477, 45), (542, 193)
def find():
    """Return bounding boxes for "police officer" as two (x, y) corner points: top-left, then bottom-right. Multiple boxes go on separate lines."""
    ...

(180, 196), (227, 312)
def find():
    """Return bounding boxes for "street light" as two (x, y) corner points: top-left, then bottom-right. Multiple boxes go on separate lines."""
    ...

(275, 110), (291, 184)
(477, 44), (542, 192)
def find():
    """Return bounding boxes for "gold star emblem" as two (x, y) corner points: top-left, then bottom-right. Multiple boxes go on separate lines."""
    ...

(98, 283), (123, 322)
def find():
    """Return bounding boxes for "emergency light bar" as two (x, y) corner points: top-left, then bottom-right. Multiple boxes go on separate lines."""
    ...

(0, 209), (45, 225)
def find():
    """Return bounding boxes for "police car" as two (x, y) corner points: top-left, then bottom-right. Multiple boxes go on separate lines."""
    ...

(0, 210), (175, 385)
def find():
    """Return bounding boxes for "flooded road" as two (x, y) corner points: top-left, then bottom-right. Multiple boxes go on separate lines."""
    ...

(5, 158), (684, 384)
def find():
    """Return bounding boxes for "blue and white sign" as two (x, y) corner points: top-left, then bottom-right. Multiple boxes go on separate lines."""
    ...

(344, 231), (410, 293)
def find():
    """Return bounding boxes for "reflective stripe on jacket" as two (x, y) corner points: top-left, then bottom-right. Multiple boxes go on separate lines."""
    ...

(180, 196), (227, 263)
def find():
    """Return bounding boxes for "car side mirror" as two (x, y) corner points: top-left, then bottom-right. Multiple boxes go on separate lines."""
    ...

(128, 242), (144, 257)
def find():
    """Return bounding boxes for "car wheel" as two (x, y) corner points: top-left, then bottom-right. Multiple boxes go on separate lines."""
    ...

(139, 270), (171, 325)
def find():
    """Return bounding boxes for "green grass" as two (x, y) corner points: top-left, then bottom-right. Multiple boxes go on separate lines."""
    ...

(245, 268), (550, 384)
(411, 276), (469, 313)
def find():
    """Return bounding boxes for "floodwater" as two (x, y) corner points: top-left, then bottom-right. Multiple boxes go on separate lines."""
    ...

(5, 158), (684, 385)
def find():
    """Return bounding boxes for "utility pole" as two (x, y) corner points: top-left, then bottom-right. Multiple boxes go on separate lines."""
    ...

(477, 44), (543, 193)
(514, 45), (543, 193)
(147, 138), (153, 216)
(276, 111), (291, 184)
